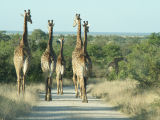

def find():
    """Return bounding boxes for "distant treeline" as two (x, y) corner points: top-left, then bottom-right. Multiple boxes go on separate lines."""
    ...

(1, 29), (160, 88)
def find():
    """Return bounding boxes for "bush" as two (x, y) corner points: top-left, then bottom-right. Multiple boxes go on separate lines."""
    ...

(127, 41), (160, 87)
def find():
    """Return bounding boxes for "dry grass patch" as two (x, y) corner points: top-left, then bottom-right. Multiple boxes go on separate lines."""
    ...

(87, 78), (160, 120)
(0, 83), (45, 120)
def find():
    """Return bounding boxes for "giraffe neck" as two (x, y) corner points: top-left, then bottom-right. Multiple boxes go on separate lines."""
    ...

(82, 26), (87, 53)
(76, 19), (83, 48)
(60, 40), (63, 58)
(20, 12), (28, 47)
(114, 57), (125, 63)
(47, 27), (53, 51)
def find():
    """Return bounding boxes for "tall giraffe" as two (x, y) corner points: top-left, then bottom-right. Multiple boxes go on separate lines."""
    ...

(72, 14), (83, 98)
(78, 21), (92, 99)
(41, 20), (57, 101)
(56, 36), (66, 95)
(14, 9), (32, 94)
(106, 57), (127, 80)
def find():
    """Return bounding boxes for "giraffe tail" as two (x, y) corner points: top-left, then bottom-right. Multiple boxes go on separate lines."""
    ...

(82, 63), (87, 78)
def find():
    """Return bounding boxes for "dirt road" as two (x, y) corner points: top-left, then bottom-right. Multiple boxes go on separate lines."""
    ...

(16, 86), (132, 120)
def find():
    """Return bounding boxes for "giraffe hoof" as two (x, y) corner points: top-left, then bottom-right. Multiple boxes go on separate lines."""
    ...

(47, 95), (52, 101)
(79, 95), (82, 99)
(82, 100), (88, 103)
(75, 94), (78, 98)
(85, 100), (88, 103)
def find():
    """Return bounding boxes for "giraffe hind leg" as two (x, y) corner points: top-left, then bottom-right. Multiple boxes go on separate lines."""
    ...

(45, 77), (48, 101)
(60, 74), (63, 95)
(22, 57), (30, 94)
(73, 74), (78, 98)
(47, 77), (52, 101)
(14, 57), (22, 94)
(56, 73), (60, 95)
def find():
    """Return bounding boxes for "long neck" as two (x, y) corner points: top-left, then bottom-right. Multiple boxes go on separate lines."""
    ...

(60, 40), (63, 57)
(115, 57), (124, 63)
(82, 26), (87, 53)
(76, 19), (83, 48)
(47, 27), (53, 51)
(20, 13), (28, 46)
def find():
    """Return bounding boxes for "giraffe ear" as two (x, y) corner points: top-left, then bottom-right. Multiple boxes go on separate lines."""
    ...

(20, 14), (24, 17)
(87, 24), (90, 27)
(63, 39), (66, 42)
(58, 39), (61, 42)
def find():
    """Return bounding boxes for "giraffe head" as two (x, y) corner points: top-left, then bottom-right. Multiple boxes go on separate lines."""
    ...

(73, 14), (82, 27)
(82, 21), (90, 33)
(58, 36), (66, 43)
(21, 9), (32, 24)
(47, 20), (55, 34)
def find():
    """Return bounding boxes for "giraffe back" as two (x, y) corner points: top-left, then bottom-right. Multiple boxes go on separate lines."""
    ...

(56, 54), (66, 76)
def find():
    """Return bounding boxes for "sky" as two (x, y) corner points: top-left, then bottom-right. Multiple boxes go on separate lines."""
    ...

(1, 0), (160, 33)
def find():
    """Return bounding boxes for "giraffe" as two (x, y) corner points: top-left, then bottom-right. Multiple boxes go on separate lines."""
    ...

(77, 21), (92, 101)
(72, 15), (92, 102)
(41, 20), (57, 101)
(72, 14), (83, 98)
(106, 57), (127, 80)
(56, 36), (66, 95)
(14, 9), (32, 94)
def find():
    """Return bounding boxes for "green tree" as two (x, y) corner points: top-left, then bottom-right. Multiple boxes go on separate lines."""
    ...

(30, 29), (47, 41)
(38, 40), (47, 52)
(94, 35), (108, 47)
(87, 35), (94, 41)
(0, 31), (10, 41)
(65, 35), (77, 47)
(147, 32), (160, 46)
(87, 44), (99, 56)
(102, 44), (120, 57)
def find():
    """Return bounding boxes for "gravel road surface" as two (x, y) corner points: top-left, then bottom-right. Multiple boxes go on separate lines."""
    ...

(16, 86), (132, 120)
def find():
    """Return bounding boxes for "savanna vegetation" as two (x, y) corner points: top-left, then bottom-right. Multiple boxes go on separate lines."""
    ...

(1, 29), (160, 119)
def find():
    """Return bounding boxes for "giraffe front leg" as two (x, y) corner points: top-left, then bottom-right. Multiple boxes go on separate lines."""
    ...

(60, 75), (63, 95)
(116, 65), (119, 79)
(84, 77), (88, 103)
